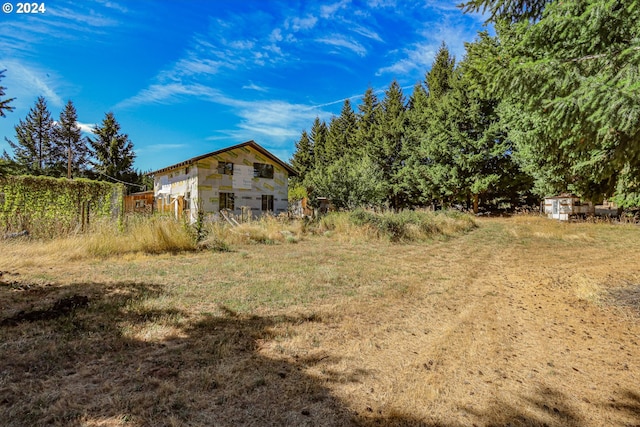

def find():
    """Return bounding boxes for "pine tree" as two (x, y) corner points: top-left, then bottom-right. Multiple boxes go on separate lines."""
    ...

(89, 112), (136, 182)
(461, 0), (548, 22)
(6, 96), (56, 175)
(353, 87), (378, 151)
(464, 0), (640, 206)
(309, 117), (328, 169)
(54, 100), (89, 179)
(399, 80), (433, 206)
(426, 43), (455, 101)
(290, 130), (313, 183)
(0, 70), (15, 118)
(325, 99), (358, 159)
(413, 45), (457, 206)
(368, 80), (408, 209)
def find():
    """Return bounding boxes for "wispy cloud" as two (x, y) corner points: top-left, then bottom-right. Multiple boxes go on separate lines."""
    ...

(376, 5), (482, 76)
(116, 83), (225, 108)
(0, 60), (64, 109)
(242, 83), (268, 92)
(316, 36), (368, 57)
(78, 122), (96, 134)
(351, 25), (383, 42)
(376, 43), (438, 76)
(287, 15), (319, 31)
(320, 0), (351, 18)
(206, 97), (333, 147)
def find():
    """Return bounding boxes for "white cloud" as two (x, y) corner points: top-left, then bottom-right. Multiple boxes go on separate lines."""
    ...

(376, 43), (437, 76)
(290, 15), (318, 31)
(242, 83), (268, 92)
(269, 28), (283, 42)
(351, 26), (383, 42)
(320, 0), (351, 18)
(316, 36), (368, 57)
(376, 12), (480, 76)
(77, 122), (96, 134)
(94, 0), (129, 14)
(0, 60), (64, 109)
(366, 0), (397, 8)
(205, 98), (333, 148)
(47, 6), (119, 27)
(116, 83), (223, 108)
(168, 56), (223, 79)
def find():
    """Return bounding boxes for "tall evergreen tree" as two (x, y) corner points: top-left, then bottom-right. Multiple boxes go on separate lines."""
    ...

(6, 96), (56, 175)
(0, 70), (15, 118)
(309, 117), (328, 169)
(463, 0), (640, 206)
(399, 80), (432, 206)
(89, 112), (136, 182)
(290, 130), (314, 183)
(426, 42), (455, 101)
(54, 100), (89, 179)
(325, 99), (358, 159)
(368, 80), (408, 209)
(412, 45), (457, 205)
(461, 0), (548, 22)
(353, 87), (379, 152)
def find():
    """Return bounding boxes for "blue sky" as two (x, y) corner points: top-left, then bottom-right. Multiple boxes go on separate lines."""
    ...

(0, 0), (488, 172)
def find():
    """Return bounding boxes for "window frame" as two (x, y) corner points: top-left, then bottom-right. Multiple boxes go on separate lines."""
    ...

(217, 162), (234, 175)
(219, 192), (235, 211)
(261, 194), (274, 212)
(253, 162), (274, 179)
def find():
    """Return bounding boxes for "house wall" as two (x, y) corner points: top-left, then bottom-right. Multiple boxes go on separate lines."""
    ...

(154, 166), (199, 222)
(153, 144), (289, 222)
(196, 145), (289, 218)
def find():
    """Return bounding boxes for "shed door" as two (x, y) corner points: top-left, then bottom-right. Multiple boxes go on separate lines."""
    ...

(552, 200), (559, 215)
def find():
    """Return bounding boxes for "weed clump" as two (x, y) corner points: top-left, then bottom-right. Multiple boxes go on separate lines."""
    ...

(319, 208), (476, 242)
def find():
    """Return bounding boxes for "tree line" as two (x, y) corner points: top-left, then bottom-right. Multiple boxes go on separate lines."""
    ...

(0, 72), (148, 191)
(291, 0), (640, 212)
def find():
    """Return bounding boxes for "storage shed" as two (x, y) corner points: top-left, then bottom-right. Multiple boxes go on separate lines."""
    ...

(544, 193), (593, 221)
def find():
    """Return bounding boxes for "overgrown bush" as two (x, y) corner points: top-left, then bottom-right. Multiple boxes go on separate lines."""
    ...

(318, 208), (477, 242)
(0, 175), (123, 238)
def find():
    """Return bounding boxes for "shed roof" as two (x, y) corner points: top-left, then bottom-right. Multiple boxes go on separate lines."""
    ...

(544, 193), (580, 200)
(147, 140), (297, 176)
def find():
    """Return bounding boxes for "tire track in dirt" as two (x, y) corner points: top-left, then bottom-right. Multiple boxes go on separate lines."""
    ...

(298, 220), (640, 426)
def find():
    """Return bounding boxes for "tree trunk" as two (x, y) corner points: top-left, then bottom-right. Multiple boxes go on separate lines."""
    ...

(473, 193), (479, 214)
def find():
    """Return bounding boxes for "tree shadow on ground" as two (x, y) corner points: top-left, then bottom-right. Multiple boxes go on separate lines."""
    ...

(1, 279), (638, 426)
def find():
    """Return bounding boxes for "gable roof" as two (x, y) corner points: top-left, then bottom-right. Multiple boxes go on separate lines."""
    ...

(147, 140), (297, 176)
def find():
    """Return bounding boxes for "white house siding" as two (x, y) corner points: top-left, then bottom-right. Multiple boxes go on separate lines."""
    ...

(154, 143), (290, 222)
(154, 166), (199, 221)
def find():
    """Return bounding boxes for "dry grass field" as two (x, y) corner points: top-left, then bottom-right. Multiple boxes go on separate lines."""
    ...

(1, 215), (639, 426)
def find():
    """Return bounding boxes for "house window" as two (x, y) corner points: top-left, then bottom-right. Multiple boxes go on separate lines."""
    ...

(217, 162), (233, 175)
(135, 199), (146, 208)
(185, 166), (190, 175)
(185, 192), (191, 210)
(262, 195), (274, 212)
(253, 163), (274, 179)
(220, 192), (234, 210)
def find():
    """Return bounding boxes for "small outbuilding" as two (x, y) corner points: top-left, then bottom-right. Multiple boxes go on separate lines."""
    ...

(544, 193), (593, 221)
